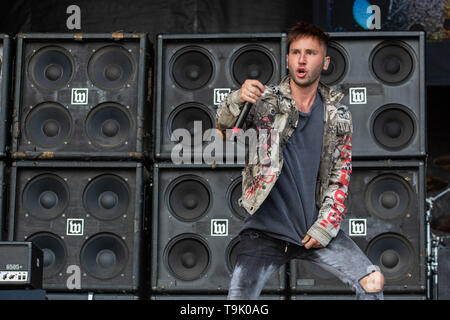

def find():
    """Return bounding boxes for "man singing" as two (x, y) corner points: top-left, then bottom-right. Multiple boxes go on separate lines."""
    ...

(216, 22), (384, 300)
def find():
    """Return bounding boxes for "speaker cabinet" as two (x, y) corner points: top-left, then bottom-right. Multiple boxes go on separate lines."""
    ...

(291, 160), (425, 294)
(322, 32), (425, 159)
(0, 35), (12, 159)
(151, 163), (285, 293)
(154, 33), (286, 161)
(11, 33), (152, 161)
(7, 161), (149, 292)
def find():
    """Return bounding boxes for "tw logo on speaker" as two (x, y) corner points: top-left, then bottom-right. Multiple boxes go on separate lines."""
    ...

(349, 87), (367, 104)
(211, 219), (228, 236)
(349, 219), (367, 236)
(213, 88), (231, 105)
(71, 88), (88, 105)
(66, 219), (84, 236)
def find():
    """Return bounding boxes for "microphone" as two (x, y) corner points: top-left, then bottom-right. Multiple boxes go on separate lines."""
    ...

(228, 101), (253, 141)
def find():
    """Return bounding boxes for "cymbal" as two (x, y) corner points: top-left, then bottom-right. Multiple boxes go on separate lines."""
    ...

(427, 175), (448, 193)
(435, 155), (450, 171)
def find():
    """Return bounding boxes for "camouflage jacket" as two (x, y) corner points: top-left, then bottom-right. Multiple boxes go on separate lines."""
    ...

(216, 75), (353, 247)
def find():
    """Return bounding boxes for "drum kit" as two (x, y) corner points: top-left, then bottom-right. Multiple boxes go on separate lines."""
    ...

(426, 154), (450, 299)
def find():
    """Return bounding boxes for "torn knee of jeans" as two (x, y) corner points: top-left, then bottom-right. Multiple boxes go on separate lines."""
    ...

(359, 271), (384, 293)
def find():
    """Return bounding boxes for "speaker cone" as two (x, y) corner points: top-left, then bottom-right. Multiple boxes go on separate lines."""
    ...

(227, 177), (248, 220)
(171, 47), (213, 90)
(372, 105), (415, 151)
(83, 174), (130, 221)
(370, 41), (414, 85)
(366, 233), (414, 280)
(22, 173), (69, 220)
(27, 232), (67, 278)
(166, 175), (211, 221)
(168, 103), (213, 146)
(28, 46), (74, 90)
(365, 174), (413, 220)
(231, 45), (274, 85)
(80, 233), (128, 280)
(25, 102), (72, 148)
(321, 43), (347, 85)
(88, 45), (134, 90)
(86, 103), (132, 148)
(165, 234), (210, 281)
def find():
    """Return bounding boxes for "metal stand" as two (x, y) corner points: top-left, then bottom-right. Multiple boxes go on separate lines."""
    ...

(426, 187), (450, 300)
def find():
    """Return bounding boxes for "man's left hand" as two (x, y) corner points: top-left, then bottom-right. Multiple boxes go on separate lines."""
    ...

(302, 235), (323, 249)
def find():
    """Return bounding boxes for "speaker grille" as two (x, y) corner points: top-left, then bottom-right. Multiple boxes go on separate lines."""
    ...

(80, 233), (129, 280)
(365, 174), (414, 220)
(24, 102), (73, 148)
(28, 46), (74, 90)
(27, 232), (67, 279)
(166, 175), (211, 222)
(372, 105), (415, 151)
(23, 173), (69, 220)
(83, 174), (130, 221)
(165, 234), (210, 281)
(171, 46), (213, 90)
(366, 233), (414, 281)
(231, 45), (275, 86)
(370, 41), (414, 85)
(85, 103), (133, 149)
(87, 45), (135, 90)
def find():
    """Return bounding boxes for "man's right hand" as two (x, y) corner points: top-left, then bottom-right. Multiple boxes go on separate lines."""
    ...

(239, 79), (265, 104)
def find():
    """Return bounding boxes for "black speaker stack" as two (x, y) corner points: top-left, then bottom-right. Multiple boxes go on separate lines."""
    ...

(0, 30), (430, 300)
(150, 33), (287, 299)
(291, 32), (427, 299)
(2, 32), (153, 298)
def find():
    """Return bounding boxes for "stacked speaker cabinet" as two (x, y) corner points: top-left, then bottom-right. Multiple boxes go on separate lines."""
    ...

(7, 33), (153, 296)
(291, 160), (426, 294)
(154, 33), (286, 162)
(0, 34), (12, 241)
(11, 33), (152, 162)
(322, 32), (426, 159)
(151, 33), (287, 295)
(291, 32), (427, 297)
(151, 163), (285, 293)
(7, 161), (149, 292)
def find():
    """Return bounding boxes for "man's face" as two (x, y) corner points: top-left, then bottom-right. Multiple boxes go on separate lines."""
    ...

(286, 36), (329, 88)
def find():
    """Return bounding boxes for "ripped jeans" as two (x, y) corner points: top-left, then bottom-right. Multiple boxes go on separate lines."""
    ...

(228, 229), (384, 300)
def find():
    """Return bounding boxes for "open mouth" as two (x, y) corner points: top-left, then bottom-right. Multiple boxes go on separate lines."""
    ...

(297, 68), (307, 78)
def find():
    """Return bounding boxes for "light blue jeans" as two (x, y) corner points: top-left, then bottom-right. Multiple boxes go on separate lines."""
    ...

(228, 229), (384, 300)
